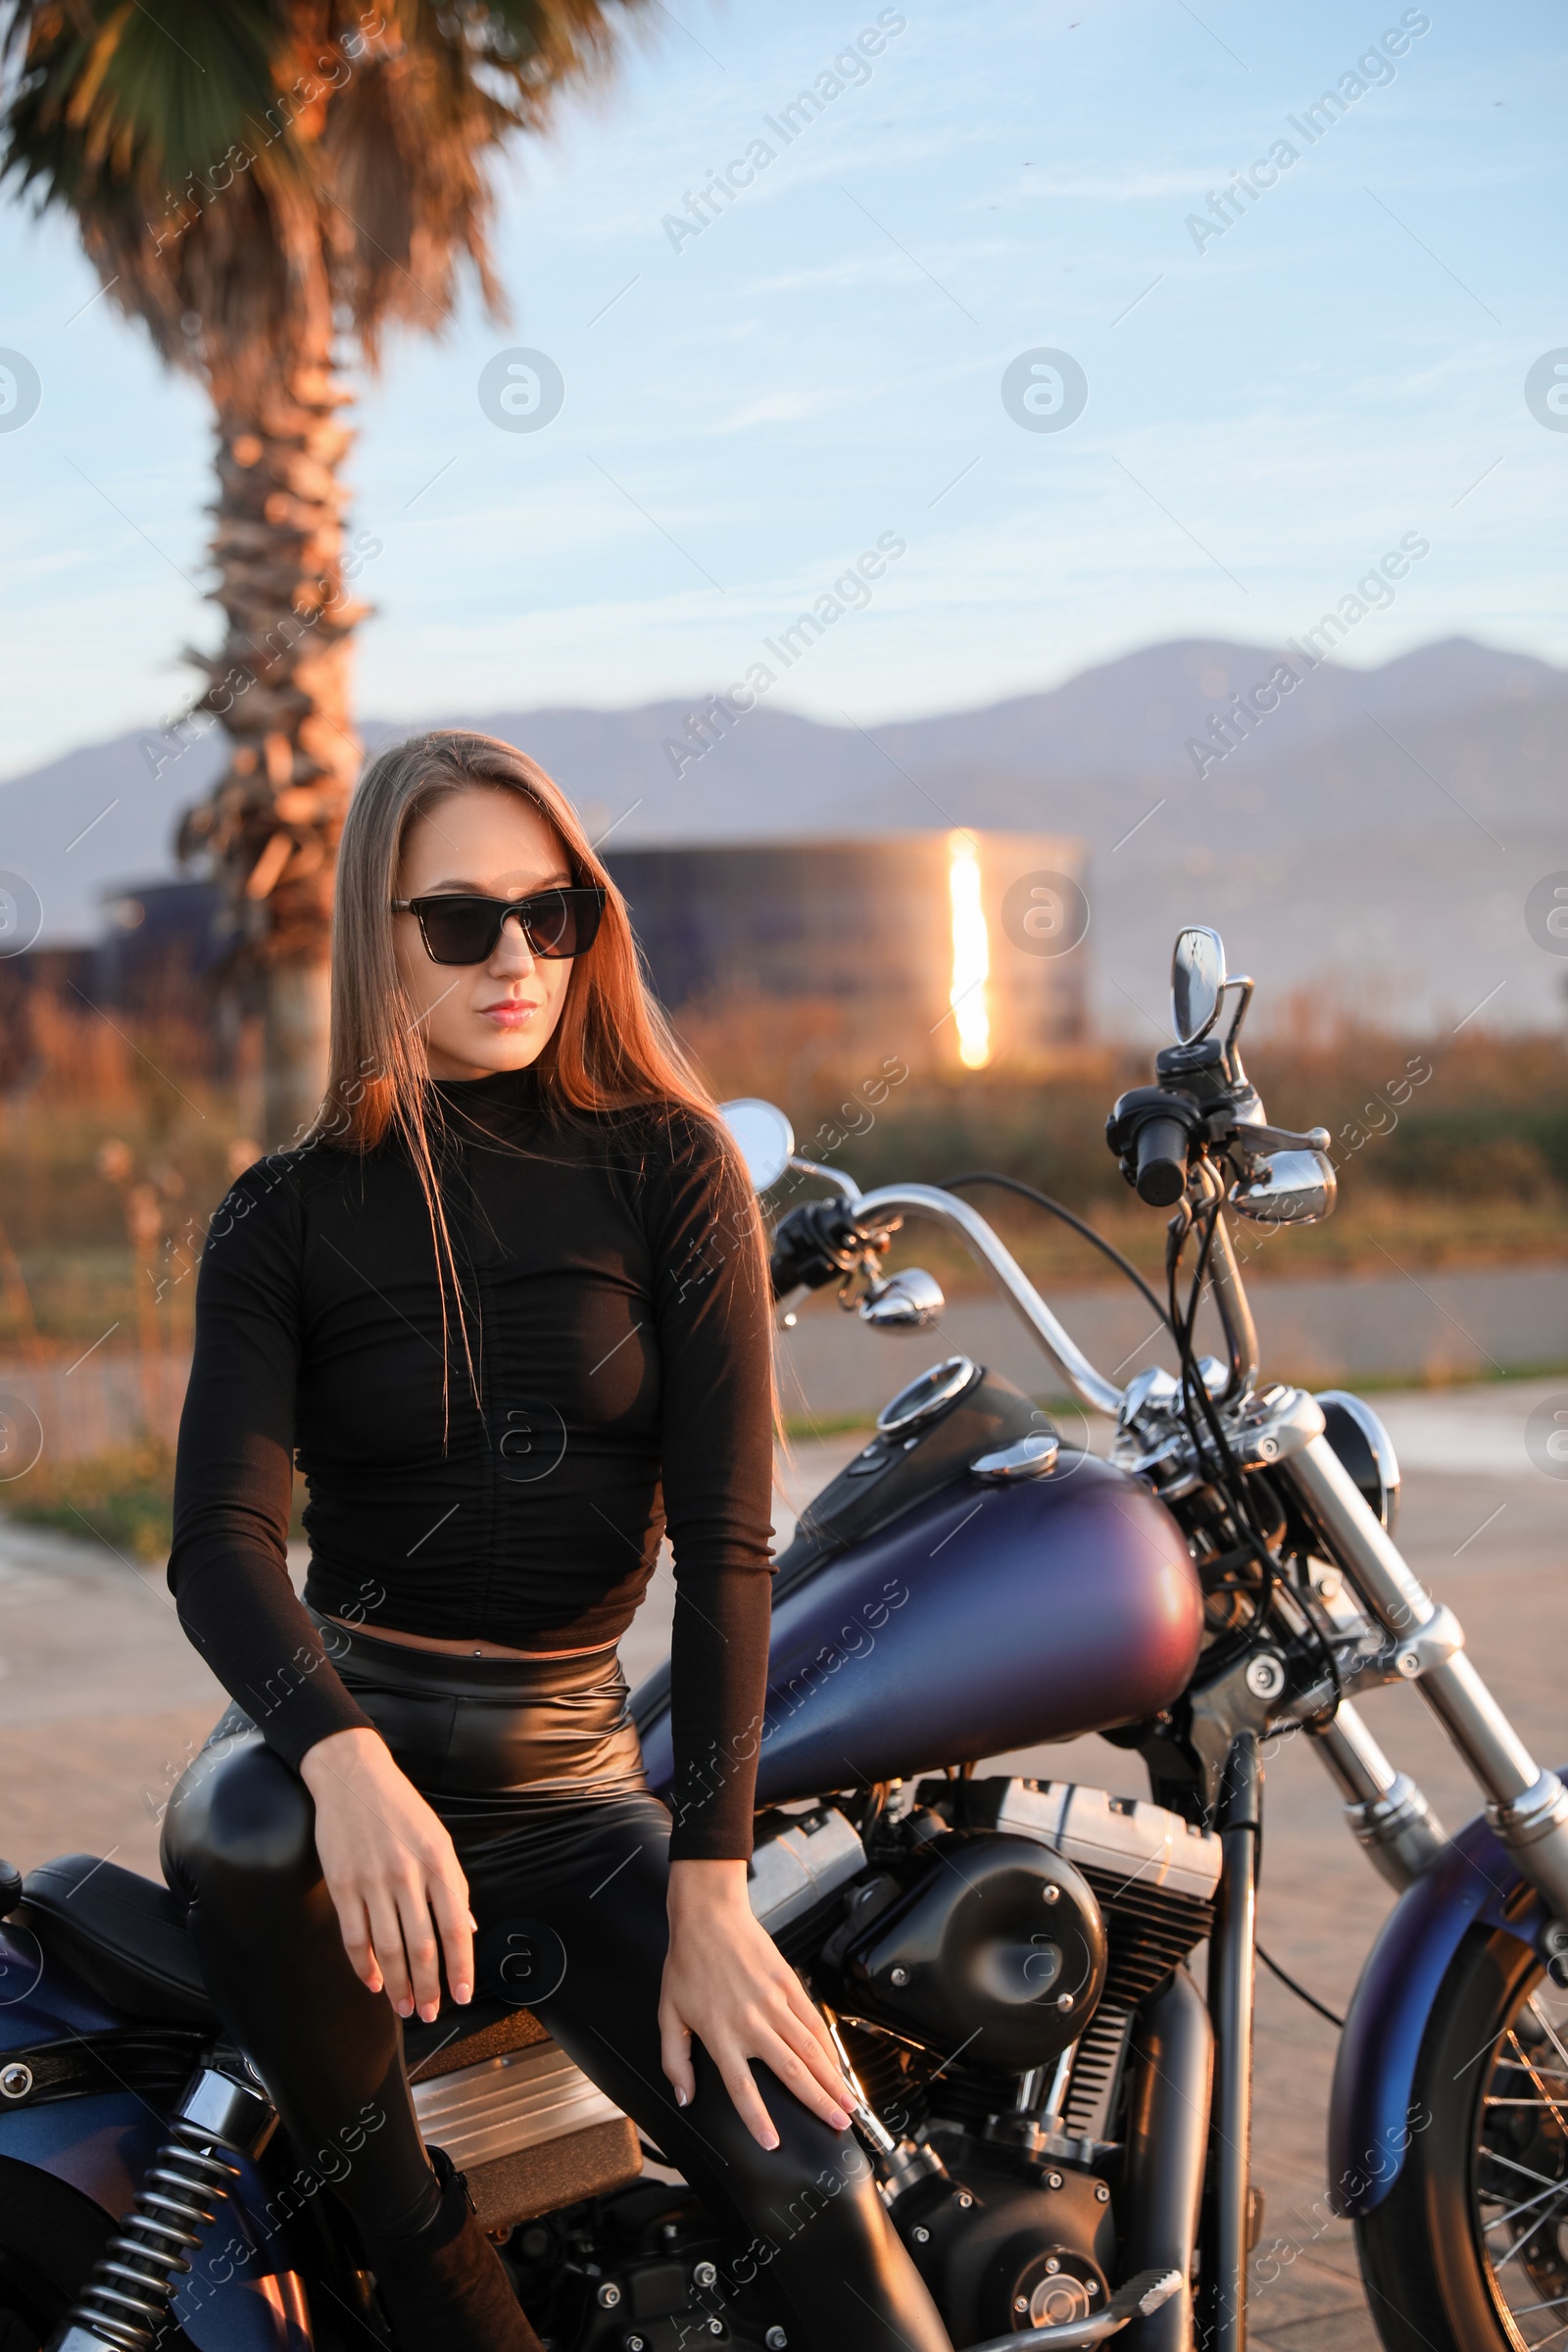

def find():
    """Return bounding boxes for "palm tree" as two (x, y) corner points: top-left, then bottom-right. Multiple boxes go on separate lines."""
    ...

(1, 1), (646, 1144)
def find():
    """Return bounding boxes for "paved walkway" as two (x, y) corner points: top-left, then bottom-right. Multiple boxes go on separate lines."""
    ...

(2, 1380), (1565, 2351)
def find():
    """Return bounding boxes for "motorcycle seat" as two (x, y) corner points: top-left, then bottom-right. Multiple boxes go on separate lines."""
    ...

(20, 1853), (220, 2031)
(20, 1855), (549, 2080)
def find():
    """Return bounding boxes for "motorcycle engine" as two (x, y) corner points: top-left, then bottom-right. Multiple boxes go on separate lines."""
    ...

(513, 1783), (1219, 2351)
(822, 1829), (1107, 2070)
(824, 1780), (1220, 2346)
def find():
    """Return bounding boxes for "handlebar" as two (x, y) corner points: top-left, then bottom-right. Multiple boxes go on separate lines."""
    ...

(777, 1157), (1261, 1420)
(848, 1181), (1126, 1418)
(775, 1173), (1261, 1421)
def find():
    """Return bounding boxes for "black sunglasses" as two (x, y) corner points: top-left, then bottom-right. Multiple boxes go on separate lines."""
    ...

(391, 886), (607, 966)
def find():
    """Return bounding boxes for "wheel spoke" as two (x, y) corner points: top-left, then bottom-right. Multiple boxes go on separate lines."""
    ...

(1528, 1997), (1568, 2084)
(1504, 2041), (1568, 2138)
(1483, 2188), (1568, 2265)
(1476, 2015), (1568, 2311)
(1479, 2147), (1568, 2197)
(1512, 2317), (1568, 2350)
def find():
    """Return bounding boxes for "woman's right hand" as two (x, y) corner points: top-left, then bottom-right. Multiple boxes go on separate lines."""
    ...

(300, 1727), (474, 2024)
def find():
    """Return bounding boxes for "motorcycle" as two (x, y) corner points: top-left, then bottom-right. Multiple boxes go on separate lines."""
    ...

(2, 923), (1564, 2352)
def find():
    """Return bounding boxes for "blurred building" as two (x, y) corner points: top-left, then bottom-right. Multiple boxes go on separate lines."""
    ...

(606, 832), (1090, 1074)
(93, 879), (228, 1008)
(0, 837), (1091, 1092)
(0, 880), (228, 1093)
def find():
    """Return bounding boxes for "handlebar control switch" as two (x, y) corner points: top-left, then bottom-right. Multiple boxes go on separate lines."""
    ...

(769, 1199), (890, 1299)
(1105, 1086), (1205, 1207)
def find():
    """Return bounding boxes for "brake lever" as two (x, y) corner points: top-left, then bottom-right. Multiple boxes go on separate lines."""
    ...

(1230, 1119), (1332, 1153)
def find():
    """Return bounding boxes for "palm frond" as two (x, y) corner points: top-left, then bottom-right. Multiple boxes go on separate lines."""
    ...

(0, 0), (653, 1004)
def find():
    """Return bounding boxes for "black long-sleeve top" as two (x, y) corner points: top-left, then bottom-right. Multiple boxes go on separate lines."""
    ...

(168, 1069), (775, 1859)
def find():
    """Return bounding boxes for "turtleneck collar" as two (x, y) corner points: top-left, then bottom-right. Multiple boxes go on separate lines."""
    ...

(426, 1061), (548, 1133)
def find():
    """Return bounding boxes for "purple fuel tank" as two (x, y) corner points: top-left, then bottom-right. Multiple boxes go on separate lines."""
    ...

(640, 1451), (1202, 1811)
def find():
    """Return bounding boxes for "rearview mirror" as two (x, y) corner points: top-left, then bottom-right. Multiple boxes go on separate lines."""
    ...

(718, 1098), (796, 1194)
(1172, 926), (1227, 1045)
(859, 1268), (945, 1332)
(1231, 1149), (1337, 1227)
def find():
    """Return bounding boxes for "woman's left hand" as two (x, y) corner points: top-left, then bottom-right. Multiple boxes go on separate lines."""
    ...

(660, 1858), (856, 2150)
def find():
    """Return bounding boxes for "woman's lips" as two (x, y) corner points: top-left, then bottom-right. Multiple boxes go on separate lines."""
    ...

(480, 1002), (539, 1029)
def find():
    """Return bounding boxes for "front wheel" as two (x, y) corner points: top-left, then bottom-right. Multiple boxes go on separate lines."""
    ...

(1356, 1915), (1568, 2350)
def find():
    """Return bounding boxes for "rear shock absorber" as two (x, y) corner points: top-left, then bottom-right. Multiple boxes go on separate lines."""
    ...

(49, 2064), (277, 2352)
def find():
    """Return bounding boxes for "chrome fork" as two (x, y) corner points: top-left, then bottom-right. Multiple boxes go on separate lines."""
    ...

(1282, 1408), (1568, 1920)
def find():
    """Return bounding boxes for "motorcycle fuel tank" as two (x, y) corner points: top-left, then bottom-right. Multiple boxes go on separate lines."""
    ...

(641, 1451), (1202, 1811)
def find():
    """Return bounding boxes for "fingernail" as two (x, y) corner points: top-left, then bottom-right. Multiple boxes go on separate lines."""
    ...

(675, 2086), (689, 2107)
(419, 2003), (438, 2023)
(454, 1983), (472, 2005)
(832, 2109), (853, 2131)
(396, 1998), (414, 2018)
(762, 2130), (780, 2151)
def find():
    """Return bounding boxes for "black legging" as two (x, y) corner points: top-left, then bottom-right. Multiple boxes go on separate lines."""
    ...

(161, 1629), (951, 2352)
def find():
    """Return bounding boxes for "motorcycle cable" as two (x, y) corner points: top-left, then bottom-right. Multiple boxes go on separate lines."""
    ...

(939, 1171), (1174, 1332)
(1167, 1194), (1344, 1723)
(1254, 1939), (1346, 2030)
(1165, 1197), (1281, 1663)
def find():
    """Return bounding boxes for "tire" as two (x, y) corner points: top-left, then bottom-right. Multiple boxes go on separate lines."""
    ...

(1355, 1915), (1568, 2352)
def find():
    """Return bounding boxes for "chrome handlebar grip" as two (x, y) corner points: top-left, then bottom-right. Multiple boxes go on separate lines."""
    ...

(850, 1183), (1126, 1418)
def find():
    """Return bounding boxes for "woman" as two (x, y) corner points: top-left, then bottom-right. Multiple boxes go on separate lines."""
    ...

(163, 732), (952, 2352)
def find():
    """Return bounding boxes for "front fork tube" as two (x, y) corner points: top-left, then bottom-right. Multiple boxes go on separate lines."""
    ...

(1203, 1732), (1260, 2352)
(1289, 1434), (1568, 1919)
(1306, 1699), (1446, 1891)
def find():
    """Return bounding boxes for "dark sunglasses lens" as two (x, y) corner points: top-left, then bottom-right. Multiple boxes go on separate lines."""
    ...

(418, 899), (501, 962)
(522, 890), (603, 958)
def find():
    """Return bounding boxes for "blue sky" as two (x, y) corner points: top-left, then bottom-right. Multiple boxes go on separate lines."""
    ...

(0, 0), (1564, 775)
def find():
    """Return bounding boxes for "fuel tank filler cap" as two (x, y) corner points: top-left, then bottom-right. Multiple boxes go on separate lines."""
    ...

(876, 1354), (982, 1438)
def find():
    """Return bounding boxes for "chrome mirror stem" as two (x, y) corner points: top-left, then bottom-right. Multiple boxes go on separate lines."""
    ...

(786, 1155), (863, 1204)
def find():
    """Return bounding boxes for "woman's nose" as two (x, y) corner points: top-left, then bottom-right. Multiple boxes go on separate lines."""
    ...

(490, 913), (538, 972)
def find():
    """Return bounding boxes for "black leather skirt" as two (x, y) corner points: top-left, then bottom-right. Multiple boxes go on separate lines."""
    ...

(303, 1608), (649, 1802)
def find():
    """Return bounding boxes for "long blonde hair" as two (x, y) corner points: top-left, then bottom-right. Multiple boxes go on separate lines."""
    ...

(311, 730), (763, 1415)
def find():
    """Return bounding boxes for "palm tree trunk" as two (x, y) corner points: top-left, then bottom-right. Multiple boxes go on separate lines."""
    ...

(178, 327), (368, 1148)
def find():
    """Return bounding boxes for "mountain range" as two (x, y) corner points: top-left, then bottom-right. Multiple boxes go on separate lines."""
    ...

(4, 636), (1564, 1035)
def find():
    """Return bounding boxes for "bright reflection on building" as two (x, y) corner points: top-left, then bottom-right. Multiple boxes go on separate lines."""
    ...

(948, 832), (991, 1069)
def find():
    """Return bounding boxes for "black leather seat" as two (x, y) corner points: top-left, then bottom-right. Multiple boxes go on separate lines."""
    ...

(20, 1853), (220, 2030)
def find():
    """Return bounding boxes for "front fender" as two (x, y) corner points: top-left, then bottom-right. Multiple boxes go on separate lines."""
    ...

(1328, 1796), (1548, 2217)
